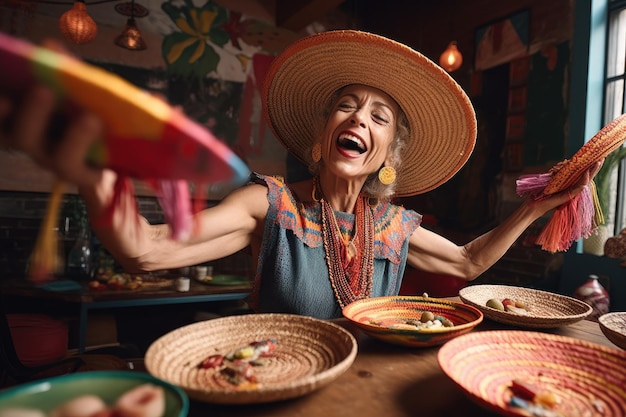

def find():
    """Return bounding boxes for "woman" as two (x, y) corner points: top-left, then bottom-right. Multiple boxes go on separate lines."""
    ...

(0, 31), (598, 319)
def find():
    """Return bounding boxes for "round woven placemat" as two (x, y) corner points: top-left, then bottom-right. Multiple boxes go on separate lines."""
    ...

(438, 330), (626, 417)
(144, 314), (357, 404)
(342, 296), (483, 347)
(599, 312), (626, 350)
(459, 285), (592, 328)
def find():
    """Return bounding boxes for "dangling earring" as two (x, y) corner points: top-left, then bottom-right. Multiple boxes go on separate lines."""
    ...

(378, 166), (396, 185)
(311, 143), (321, 163)
(311, 176), (322, 202)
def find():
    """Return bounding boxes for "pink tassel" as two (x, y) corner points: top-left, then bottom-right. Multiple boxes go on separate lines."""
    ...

(91, 176), (137, 229)
(522, 183), (597, 253)
(515, 173), (552, 199)
(156, 179), (193, 241)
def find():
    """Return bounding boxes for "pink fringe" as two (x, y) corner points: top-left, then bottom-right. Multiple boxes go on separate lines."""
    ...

(91, 176), (137, 229)
(516, 172), (597, 253)
(534, 185), (596, 252)
(516, 173), (552, 199)
(156, 179), (193, 241)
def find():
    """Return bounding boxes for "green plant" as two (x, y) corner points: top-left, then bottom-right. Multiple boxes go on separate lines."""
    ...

(594, 145), (626, 222)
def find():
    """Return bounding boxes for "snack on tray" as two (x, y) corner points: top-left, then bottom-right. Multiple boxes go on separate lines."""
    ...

(197, 339), (277, 388)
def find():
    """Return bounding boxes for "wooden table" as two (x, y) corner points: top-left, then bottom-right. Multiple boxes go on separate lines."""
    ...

(0, 278), (251, 353)
(187, 315), (618, 417)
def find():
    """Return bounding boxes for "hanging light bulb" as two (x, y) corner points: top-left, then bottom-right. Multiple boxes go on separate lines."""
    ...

(58, 0), (98, 44)
(115, 0), (147, 51)
(115, 17), (147, 50)
(439, 41), (463, 73)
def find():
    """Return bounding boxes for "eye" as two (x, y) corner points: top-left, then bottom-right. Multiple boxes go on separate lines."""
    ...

(336, 101), (356, 112)
(372, 112), (390, 125)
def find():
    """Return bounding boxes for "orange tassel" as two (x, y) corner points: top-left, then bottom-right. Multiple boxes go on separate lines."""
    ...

(533, 184), (596, 252)
(28, 180), (66, 282)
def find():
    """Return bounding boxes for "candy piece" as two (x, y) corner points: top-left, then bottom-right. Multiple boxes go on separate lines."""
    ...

(510, 379), (539, 401)
(486, 298), (505, 311)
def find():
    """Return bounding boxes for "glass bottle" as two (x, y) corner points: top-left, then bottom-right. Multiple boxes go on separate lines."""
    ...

(65, 223), (93, 280)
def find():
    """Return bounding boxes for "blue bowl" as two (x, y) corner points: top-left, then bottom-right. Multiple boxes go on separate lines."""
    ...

(0, 371), (188, 416)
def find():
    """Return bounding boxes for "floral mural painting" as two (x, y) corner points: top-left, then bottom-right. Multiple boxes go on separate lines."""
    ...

(161, 0), (229, 83)
(160, 0), (298, 83)
(160, 0), (300, 178)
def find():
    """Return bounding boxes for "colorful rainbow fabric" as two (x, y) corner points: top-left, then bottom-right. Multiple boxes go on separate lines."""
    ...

(0, 32), (250, 186)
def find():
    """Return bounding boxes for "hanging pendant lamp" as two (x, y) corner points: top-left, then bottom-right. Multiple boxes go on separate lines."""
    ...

(439, 41), (463, 73)
(114, 0), (148, 50)
(58, 0), (98, 44)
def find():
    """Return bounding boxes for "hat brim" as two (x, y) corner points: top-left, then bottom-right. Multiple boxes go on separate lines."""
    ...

(262, 30), (477, 196)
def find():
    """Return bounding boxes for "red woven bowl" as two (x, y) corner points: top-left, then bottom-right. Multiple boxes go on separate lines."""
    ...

(438, 330), (626, 416)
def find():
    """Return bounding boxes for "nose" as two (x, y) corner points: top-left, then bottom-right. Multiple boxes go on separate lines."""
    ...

(350, 110), (366, 128)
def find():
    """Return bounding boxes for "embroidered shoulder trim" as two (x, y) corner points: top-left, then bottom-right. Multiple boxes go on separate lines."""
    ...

(252, 173), (421, 262)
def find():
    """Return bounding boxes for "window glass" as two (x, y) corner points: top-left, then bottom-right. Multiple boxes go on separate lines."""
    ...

(606, 9), (626, 78)
(604, 4), (626, 234)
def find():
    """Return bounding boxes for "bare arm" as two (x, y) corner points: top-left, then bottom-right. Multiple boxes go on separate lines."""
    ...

(81, 174), (268, 272)
(406, 162), (602, 280)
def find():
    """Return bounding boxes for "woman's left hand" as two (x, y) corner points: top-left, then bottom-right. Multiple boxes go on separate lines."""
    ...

(533, 159), (604, 214)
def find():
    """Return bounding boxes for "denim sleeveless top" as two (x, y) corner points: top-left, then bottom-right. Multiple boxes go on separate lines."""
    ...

(249, 173), (422, 319)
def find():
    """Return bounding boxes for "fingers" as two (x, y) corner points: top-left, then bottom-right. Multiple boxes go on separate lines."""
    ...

(10, 85), (56, 165)
(53, 111), (105, 186)
(3, 84), (104, 187)
(589, 159), (604, 179)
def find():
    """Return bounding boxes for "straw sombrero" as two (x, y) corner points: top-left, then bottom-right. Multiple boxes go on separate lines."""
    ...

(262, 30), (477, 196)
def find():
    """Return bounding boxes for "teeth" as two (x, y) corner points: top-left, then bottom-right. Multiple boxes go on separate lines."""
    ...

(337, 134), (366, 153)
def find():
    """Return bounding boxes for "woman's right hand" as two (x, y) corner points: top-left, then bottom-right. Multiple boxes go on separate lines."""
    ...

(0, 84), (106, 188)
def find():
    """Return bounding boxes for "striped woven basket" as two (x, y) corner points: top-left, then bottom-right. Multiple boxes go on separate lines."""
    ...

(599, 312), (626, 350)
(144, 314), (357, 404)
(342, 296), (483, 347)
(459, 284), (592, 328)
(438, 330), (626, 417)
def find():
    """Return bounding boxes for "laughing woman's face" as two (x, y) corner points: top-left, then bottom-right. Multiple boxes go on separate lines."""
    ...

(319, 84), (400, 182)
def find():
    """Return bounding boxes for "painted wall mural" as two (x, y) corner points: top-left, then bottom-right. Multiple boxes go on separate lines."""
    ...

(158, 0), (301, 179)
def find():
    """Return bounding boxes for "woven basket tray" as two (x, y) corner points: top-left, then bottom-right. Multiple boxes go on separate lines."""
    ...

(144, 313), (357, 404)
(438, 330), (626, 417)
(343, 296), (483, 347)
(459, 284), (592, 328)
(599, 312), (626, 350)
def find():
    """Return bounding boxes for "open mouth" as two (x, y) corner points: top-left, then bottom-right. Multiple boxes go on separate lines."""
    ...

(336, 134), (367, 154)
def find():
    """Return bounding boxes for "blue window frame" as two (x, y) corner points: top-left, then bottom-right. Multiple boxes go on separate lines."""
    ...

(570, 0), (626, 241)
(604, 0), (626, 233)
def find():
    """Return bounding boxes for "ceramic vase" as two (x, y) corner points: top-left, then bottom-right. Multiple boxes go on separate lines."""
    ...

(583, 225), (611, 256)
(573, 275), (610, 321)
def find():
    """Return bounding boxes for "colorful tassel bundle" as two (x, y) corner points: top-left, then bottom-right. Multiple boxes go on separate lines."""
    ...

(0, 33), (250, 281)
(516, 114), (626, 253)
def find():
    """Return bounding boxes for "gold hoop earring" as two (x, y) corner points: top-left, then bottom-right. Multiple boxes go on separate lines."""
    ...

(378, 166), (396, 185)
(311, 143), (321, 163)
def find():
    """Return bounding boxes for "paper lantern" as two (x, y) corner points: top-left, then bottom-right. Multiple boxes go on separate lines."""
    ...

(59, 0), (97, 45)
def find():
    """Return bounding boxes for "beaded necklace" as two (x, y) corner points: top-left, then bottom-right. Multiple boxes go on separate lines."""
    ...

(315, 177), (374, 308)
